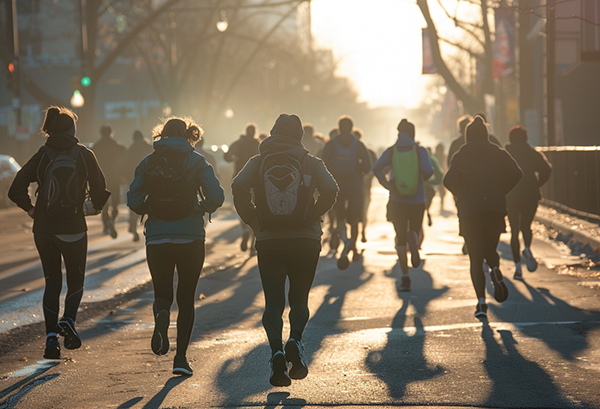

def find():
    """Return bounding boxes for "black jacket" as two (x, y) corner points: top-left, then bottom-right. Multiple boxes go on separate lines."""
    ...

(8, 133), (110, 234)
(443, 140), (522, 218)
(505, 141), (552, 206)
(224, 135), (259, 177)
(447, 133), (502, 168)
(92, 136), (127, 185)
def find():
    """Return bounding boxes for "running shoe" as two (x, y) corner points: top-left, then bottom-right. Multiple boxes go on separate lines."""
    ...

(57, 317), (82, 350)
(269, 351), (291, 387)
(284, 339), (308, 379)
(407, 231), (421, 268)
(351, 248), (361, 262)
(522, 248), (538, 272)
(173, 355), (193, 376)
(43, 335), (61, 359)
(151, 309), (170, 355)
(106, 220), (117, 239)
(337, 255), (350, 270)
(490, 267), (509, 303)
(474, 303), (488, 318)
(513, 265), (523, 280)
(398, 276), (411, 292)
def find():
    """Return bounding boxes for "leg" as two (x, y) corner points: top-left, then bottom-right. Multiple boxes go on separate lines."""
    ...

(57, 235), (87, 323)
(34, 233), (63, 335)
(110, 185), (121, 222)
(521, 201), (538, 250)
(407, 203), (425, 267)
(462, 228), (486, 300)
(389, 201), (409, 275)
(257, 248), (288, 355)
(173, 241), (205, 357)
(286, 248), (320, 342)
(507, 205), (521, 263)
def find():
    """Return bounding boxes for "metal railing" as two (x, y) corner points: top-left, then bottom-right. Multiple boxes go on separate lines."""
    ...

(536, 146), (600, 221)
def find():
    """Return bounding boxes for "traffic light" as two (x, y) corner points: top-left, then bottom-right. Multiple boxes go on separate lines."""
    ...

(81, 76), (91, 87)
(6, 62), (16, 91)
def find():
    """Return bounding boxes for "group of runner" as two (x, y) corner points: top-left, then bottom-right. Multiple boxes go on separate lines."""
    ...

(8, 106), (551, 385)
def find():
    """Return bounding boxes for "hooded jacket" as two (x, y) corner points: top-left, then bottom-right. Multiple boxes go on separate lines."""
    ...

(224, 134), (260, 177)
(447, 132), (502, 168)
(232, 134), (338, 247)
(8, 132), (110, 234)
(127, 137), (224, 244)
(321, 132), (372, 187)
(505, 141), (552, 206)
(443, 138), (522, 219)
(372, 132), (434, 204)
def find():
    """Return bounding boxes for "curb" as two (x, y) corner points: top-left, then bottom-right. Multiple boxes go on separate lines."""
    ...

(535, 213), (600, 254)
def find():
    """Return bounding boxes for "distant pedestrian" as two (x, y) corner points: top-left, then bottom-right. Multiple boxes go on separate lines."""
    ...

(224, 123), (260, 254)
(372, 119), (434, 292)
(322, 116), (372, 269)
(258, 132), (269, 142)
(353, 128), (377, 243)
(505, 126), (552, 280)
(8, 106), (110, 359)
(127, 117), (224, 376)
(302, 124), (325, 157)
(195, 136), (219, 178)
(92, 124), (126, 238)
(443, 116), (522, 319)
(433, 142), (447, 210)
(424, 147), (445, 228)
(119, 130), (153, 242)
(232, 114), (338, 387)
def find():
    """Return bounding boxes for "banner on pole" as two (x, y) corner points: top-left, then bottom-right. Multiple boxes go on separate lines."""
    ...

(422, 28), (437, 74)
(493, 7), (516, 79)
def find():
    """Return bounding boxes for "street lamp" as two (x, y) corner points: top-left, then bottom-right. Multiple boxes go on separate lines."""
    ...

(216, 10), (228, 32)
(70, 90), (85, 108)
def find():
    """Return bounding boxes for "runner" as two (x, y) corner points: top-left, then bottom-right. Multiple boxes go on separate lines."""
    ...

(92, 124), (126, 238)
(8, 106), (110, 359)
(505, 126), (552, 279)
(232, 114), (338, 386)
(224, 123), (260, 254)
(372, 119), (434, 292)
(322, 116), (372, 269)
(433, 142), (447, 210)
(443, 116), (522, 318)
(127, 117), (224, 376)
(118, 130), (153, 242)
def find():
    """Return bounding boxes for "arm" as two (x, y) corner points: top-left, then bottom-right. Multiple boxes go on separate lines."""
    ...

(8, 151), (43, 212)
(126, 159), (149, 215)
(321, 141), (334, 171)
(311, 160), (338, 218)
(223, 140), (238, 163)
(83, 148), (111, 211)
(419, 147), (434, 181)
(372, 148), (393, 191)
(198, 162), (225, 214)
(535, 150), (552, 187)
(443, 156), (463, 197)
(357, 142), (372, 175)
(231, 156), (260, 225)
(428, 155), (445, 186)
(501, 150), (523, 194)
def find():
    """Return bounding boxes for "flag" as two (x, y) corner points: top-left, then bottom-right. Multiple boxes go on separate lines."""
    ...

(422, 28), (437, 74)
(493, 7), (516, 79)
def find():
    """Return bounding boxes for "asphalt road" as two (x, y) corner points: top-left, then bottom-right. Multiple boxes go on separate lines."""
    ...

(1, 188), (599, 409)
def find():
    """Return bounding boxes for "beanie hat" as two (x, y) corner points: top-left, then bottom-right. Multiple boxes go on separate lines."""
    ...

(509, 125), (528, 144)
(397, 119), (415, 139)
(270, 114), (304, 140)
(465, 115), (489, 142)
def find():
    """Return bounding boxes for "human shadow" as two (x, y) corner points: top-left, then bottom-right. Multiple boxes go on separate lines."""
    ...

(264, 391), (306, 408)
(480, 325), (593, 408)
(141, 376), (188, 409)
(489, 280), (600, 361)
(0, 373), (60, 408)
(116, 396), (143, 409)
(365, 266), (448, 400)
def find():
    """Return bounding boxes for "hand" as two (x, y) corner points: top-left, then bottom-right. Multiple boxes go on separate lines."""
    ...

(27, 207), (35, 219)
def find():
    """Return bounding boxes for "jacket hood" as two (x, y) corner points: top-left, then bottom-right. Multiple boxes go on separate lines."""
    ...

(45, 132), (80, 151)
(395, 131), (417, 147)
(259, 134), (308, 159)
(334, 132), (358, 148)
(153, 136), (194, 154)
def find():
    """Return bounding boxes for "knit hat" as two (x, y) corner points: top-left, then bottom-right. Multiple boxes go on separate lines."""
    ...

(270, 114), (304, 140)
(465, 115), (489, 142)
(509, 125), (528, 143)
(397, 119), (415, 139)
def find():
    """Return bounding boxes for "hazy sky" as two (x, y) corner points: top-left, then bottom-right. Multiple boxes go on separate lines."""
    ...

(311, 0), (431, 109)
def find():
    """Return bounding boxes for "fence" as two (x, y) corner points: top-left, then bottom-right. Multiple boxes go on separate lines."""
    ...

(536, 146), (600, 221)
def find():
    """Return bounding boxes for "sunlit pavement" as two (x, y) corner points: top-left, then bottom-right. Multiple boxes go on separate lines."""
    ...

(1, 188), (600, 408)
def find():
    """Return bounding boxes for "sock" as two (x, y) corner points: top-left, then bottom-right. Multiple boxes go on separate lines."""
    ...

(516, 262), (522, 270)
(47, 332), (57, 338)
(478, 297), (486, 305)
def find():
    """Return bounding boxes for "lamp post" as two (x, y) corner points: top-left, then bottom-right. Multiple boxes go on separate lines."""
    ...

(546, 0), (556, 146)
(10, 0), (21, 127)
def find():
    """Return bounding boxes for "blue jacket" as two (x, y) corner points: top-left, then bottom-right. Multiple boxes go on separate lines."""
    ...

(372, 132), (434, 204)
(127, 137), (224, 243)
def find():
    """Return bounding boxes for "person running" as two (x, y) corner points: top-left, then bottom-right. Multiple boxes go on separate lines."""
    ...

(423, 146), (444, 228)
(433, 142), (447, 210)
(372, 119), (434, 292)
(92, 124), (126, 238)
(8, 106), (110, 359)
(118, 130), (153, 242)
(232, 114), (338, 387)
(302, 124), (325, 157)
(322, 116), (372, 269)
(443, 116), (522, 319)
(505, 126), (552, 280)
(127, 117), (224, 376)
(224, 123), (260, 254)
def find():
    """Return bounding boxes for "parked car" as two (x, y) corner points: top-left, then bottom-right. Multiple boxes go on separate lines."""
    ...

(0, 155), (21, 208)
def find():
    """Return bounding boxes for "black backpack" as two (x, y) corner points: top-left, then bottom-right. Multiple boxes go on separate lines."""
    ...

(254, 152), (315, 231)
(38, 145), (88, 219)
(144, 151), (198, 221)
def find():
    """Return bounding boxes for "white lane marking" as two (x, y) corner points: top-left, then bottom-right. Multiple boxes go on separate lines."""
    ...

(7, 360), (59, 377)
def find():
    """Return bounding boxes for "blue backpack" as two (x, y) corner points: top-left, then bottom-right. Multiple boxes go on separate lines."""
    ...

(331, 138), (358, 177)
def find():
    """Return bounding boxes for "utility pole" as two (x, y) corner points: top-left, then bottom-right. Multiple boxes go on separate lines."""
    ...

(10, 0), (21, 126)
(546, 0), (556, 146)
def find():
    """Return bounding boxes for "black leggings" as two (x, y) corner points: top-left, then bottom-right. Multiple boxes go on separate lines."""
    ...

(146, 241), (205, 357)
(34, 233), (87, 334)
(257, 247), (320, 355)
(461, 214), (503, 299)
(507, 201), (538, 263)
(388, 201), (425, 244)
